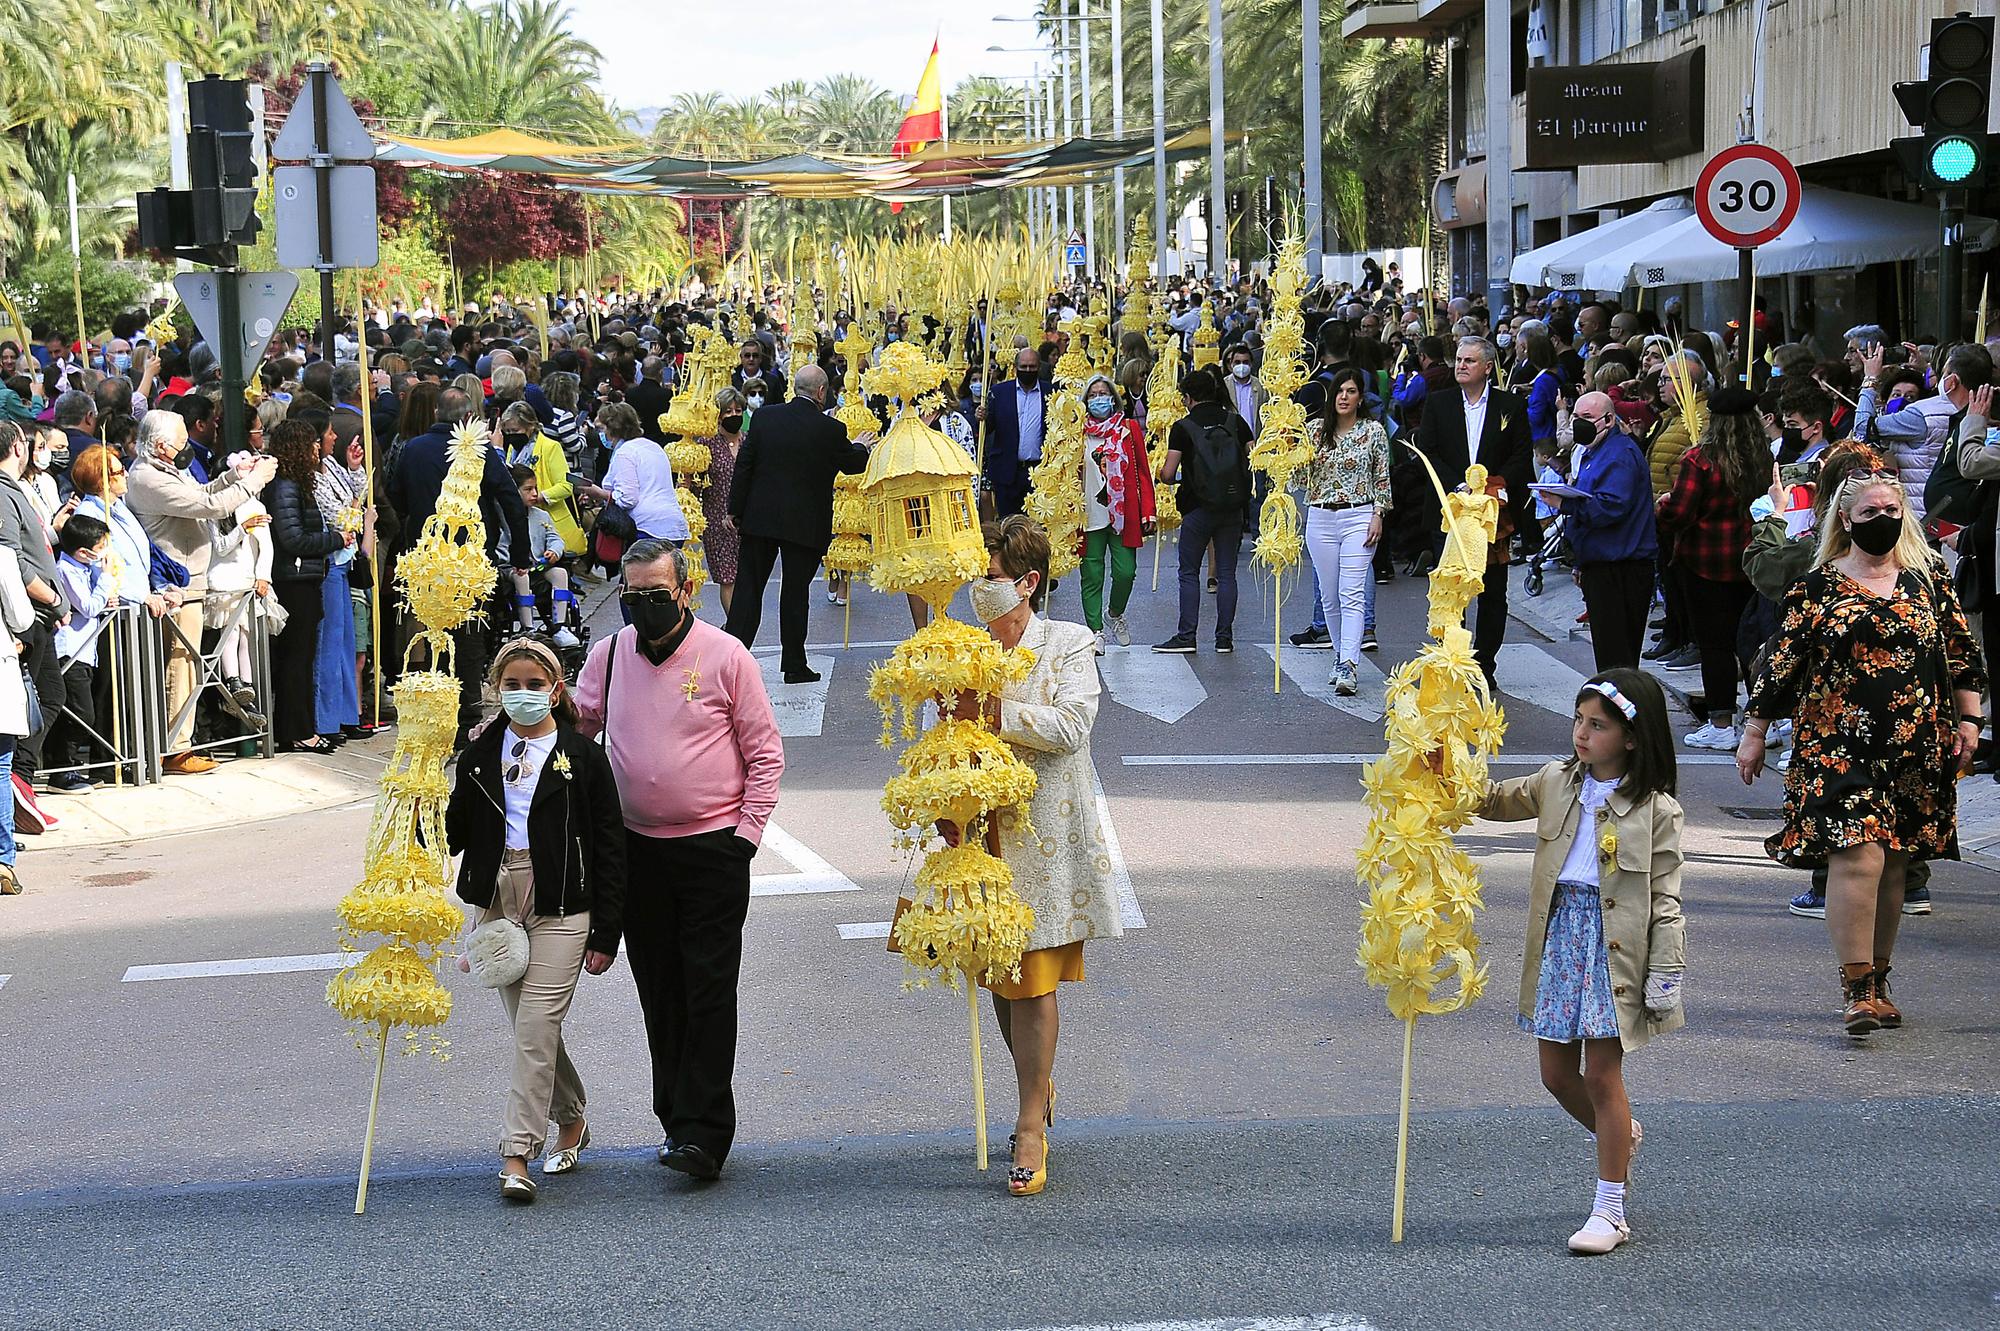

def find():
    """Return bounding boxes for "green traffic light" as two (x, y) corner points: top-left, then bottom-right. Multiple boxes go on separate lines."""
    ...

(1932, 135), (1981, 183)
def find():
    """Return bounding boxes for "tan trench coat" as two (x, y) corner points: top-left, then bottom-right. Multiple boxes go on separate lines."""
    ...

(1481, 760), (1687, 1051)
(992, 615), (1124, 952)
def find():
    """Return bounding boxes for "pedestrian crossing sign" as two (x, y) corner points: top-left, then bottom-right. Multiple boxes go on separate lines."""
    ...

(1064, 243), (1087, 266)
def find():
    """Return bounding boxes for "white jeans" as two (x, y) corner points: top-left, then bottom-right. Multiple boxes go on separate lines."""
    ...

(1305, 504), (1375, 662)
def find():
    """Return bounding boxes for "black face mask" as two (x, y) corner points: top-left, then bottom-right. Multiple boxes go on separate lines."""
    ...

(629, 594), (685, 644)
(1848, 512), (1903, 557)
(1572, 417), (1598, 449)
(719, 413), (744, 434)
(1016, 367), (1040, 386)
(1780, 425), (1806, 454)
(172, 444), (194, 470)
(502, 432), (529, 452)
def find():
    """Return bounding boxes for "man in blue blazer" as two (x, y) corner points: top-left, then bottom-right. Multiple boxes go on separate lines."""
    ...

(978, 347), (1049, 517)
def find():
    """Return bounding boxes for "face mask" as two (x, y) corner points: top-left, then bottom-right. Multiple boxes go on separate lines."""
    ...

(885, 332), (900, 343)
(1497, 333), (1514, 350)
(1229, 363), (1253, 380)
(499, 688), (553, 727)
(1016, 367), (1039, 386)
(502, 432), (529, 451)
(172, 444), (195, 470)
(968, 380), (983, 397)
(720, 413), (744, 433)
(113, 352), (132, 373)
(1572, 417), (1598, 448)
(32, 447), (51, 471)
(1086, 395), (1116, 420)
(746, 395), (764, 409)
(1780, 425), (1805, 454)
(969, 574), (1027, 624)
(1847, 511), (1903, 557)
(629, 593), (686, 642)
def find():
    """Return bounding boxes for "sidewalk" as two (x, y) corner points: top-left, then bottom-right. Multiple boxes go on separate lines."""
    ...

(27, 736), (391, 851)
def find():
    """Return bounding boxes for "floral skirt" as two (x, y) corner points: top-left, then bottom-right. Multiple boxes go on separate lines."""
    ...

(1520, 881), (1620, 1042)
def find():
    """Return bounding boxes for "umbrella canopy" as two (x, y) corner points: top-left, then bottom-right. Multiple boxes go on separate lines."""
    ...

(1507, 196), (1694, 289)
(1575, 186), (1999, 291)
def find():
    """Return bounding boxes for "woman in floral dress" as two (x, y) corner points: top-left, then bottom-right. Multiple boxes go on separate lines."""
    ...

(1738, 472), (1984, 1036)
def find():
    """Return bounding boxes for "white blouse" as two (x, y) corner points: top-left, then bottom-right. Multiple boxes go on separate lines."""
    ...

(1556, 771), (1621, 889)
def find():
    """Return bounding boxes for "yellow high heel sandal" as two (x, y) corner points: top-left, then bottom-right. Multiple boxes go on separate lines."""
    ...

(1008, 1135), (1050, 1197)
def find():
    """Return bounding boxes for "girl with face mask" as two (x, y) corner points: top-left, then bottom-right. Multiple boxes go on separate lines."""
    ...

(1076, 375), (1156, 653)
(1739, 473), (1985, 1038)
(445, 636), (627, 1204)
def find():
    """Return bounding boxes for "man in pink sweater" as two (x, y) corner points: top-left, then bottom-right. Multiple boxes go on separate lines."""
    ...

(575, 539), (785, 1181)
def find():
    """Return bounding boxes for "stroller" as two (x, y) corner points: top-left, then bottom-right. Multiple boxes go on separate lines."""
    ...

(1524, 508), (1573, 597)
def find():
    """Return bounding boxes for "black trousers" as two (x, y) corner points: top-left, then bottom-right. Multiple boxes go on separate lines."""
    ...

(1686, 572), (1755, 716)
(1579, 558), (1655, 672)
(726, 534), (819, 674)
(46, 661), (95, 770)
(270, 579), (324, 744)
(1472, 567), (1509, 683)
(18, 619), (63, 779)
(624, 827), (754, 1163)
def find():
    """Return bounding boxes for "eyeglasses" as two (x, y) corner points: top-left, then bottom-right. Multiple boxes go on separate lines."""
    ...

(620, 588), (681, 607)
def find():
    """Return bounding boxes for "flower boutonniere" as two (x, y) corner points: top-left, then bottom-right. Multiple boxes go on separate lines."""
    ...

(1597, 818), (1618, 867)
(1497, 412), (1513, 437)
(551, 750), (573, 780)
(681, 653), (703, 702)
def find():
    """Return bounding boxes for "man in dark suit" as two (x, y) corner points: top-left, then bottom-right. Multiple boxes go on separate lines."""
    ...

(729, 339), (787, 404)
(977, 347), (1048, 516)
(626, 356), (675, 442)
(1414, 335), (1534, 689)
(724, 364), (869, 683)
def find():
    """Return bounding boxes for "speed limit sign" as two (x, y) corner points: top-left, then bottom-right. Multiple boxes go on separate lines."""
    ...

(1695, 144), (1802, 248)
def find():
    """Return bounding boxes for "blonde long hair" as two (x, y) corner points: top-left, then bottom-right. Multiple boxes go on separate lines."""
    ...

(1814, 472), (1934, 583)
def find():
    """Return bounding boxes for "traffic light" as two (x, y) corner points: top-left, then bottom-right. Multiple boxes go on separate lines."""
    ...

(1893, 13), (1995, 191)
(135, 74), (258, 263)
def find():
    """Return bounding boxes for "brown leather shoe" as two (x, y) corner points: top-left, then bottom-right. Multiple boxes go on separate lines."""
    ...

(162, 752), (218, 776)
(1841, 963), (1881, 1036)
(1872, 959), (1902, 1029)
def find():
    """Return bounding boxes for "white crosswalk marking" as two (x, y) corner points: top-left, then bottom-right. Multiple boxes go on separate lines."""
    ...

(1122, 752), (1739, 767)
(1014, 1318), (1380, 1331)
(837, 921), (892, 940)
(755, 653), (835, 737)
(752, 822), (861, 896)
(1258, 643), (1387, 721)
(1496, 642), (1589, 719)
(123, 952), (352, 982)
(1098, 647), (1208, 722)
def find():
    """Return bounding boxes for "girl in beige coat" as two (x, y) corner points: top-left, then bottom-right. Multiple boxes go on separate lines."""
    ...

(1479, 667), (1686, 1255)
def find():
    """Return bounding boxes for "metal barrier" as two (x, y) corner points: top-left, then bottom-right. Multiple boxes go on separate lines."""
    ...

(46, 603), (157, 786)
(48, 592), (276, 785)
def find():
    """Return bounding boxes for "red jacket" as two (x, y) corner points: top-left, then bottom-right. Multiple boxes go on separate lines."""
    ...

(1084, 415), (1157, 549)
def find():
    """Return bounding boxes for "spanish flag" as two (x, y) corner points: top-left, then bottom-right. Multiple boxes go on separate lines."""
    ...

(892, 41), (944, 158)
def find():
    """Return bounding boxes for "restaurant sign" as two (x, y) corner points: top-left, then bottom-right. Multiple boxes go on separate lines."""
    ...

(1525, 48), (1705, 169)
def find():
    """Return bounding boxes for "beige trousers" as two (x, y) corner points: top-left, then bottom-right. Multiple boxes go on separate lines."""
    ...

(163, 598), (206, 752)
(485, 849), (590, 1158)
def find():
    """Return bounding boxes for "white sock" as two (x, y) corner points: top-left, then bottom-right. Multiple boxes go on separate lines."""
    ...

(1594, 1178), (1627, 1225)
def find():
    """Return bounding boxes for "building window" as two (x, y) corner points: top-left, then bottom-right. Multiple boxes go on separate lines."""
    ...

(902, 494), (933, 540)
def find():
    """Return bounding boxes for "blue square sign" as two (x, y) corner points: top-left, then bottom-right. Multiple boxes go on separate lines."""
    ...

(1064, 243), (1087, 266)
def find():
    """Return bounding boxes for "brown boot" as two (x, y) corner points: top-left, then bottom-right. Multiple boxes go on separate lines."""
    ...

(1872, 959), (1902, 1029)
(1841, 962), (1881, 1037)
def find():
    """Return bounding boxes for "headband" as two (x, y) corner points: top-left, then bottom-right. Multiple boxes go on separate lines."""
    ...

(491, 636), (565, 686)
(1587, 680), (1638, 722)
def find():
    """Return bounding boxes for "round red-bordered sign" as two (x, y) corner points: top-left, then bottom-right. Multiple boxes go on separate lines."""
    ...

(1695, 144), (1802, 248)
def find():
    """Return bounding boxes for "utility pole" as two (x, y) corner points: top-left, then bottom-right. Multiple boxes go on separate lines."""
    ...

(1111, 0), (1127, 258)
(1483, 0), (1514, 316)
(1302, 0), (1324, 280)
(1061, 26), (1075, 239)
(1079, 0), (1097, 274)
(1208, 0), (1226, 283)
(1151, 0), (1168, 275)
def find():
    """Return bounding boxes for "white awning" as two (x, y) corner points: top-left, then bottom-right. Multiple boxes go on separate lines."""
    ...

(1507, 196), (1694, 289)
(1572, 186), (1999, 291)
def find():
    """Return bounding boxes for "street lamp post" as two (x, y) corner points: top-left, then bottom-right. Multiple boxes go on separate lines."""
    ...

(1303, 0), (1323, 281)
(1111, 0), (1126, 260)
(1209, 0), (1225, 282)
(1151, 0), (1167, 276)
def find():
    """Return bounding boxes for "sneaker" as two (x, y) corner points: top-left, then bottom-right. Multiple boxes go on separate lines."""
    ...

(225, 676), (259, 708)
(1661, 644), (1702, 670)
(11, 774), (55, 834)
(1215, 637), (1233, 654)
(1206, 576), (1217, 594)
(1374, 569), (1393, 585)
(1683, 721), (1739, 751)
(1152, 635), (1197, 654)
(1901, 885), (1933, 916)
(1289, 625), (1331, 649)
(47, 772), (95, 794)
(1789, 887), (1827, 918)
(1331, 660), (1359, 696)
(1360, 629), (1379, 653)
(1767, 718), (1793, 750)
(552, 627), (581, 649)
(1774, 747), (1792, 773)
(1106, 613), (1131, 647)
(1642, 638), (1679, 661)
(1092, 630), (1106, 656)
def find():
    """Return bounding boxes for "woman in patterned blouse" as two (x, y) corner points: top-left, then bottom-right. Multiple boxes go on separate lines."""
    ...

(1738, 471), (1984, 1037)
(1302, 366), (1391, 696)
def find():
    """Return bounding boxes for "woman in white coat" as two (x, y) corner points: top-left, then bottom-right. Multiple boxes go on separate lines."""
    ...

(952, 514), (1123, 1197)
(0, 542), (36, 893)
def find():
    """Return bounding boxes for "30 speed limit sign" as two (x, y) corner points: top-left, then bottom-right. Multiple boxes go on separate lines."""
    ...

(1695, 144), (1802, 248)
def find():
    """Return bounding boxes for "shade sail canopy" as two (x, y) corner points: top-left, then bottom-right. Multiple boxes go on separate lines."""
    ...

(1508, 196), (1695, 288)
(1548, 187), (1999, 291)
(373, 125), (1236, 200)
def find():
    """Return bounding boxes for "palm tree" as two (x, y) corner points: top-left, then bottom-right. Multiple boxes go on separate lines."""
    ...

(406, 0), (617, 140)
(652, 91), (733, 159)
(803, 74), (900, 155)
(9, 121), (155, 258)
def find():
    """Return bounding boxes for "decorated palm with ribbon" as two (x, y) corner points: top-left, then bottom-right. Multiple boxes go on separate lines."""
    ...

(327, 418), (496, 1213)
(861, 340), (1039, 1171)
(1356, 452), (1507, 1242)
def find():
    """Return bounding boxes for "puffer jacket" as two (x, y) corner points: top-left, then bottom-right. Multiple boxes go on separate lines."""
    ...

(1647, 396), (1704, 497)
(266, 475), (344, 582)
(1854, 388), (1955, 523)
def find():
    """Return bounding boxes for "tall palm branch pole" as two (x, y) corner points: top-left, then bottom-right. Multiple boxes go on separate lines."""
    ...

(1076, 0), (1095, 273)
(1111, 0), (1126, 258)
(1150, 0), (1167, 274)
(1208, 0), (1225, 282)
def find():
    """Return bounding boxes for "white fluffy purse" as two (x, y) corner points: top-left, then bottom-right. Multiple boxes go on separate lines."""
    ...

(464, 916), (530, 988)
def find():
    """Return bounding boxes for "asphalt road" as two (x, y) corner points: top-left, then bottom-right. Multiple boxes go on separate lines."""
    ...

(5, 564), (1998, 1330)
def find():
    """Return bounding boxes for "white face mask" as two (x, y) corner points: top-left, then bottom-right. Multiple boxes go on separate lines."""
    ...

(32, 447), (51, 471)
(746, 395), (765, 409)
(969, 574), (1028, 624)
(1230, 363), (1253, 380)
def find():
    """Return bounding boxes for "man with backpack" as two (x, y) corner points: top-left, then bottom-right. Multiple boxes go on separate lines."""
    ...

(1154, 366), (1254, 654)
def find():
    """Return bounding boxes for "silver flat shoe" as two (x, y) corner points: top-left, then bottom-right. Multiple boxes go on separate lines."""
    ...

(499, 1170), (537, 1204)
(542, 1124), (591, 1175)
